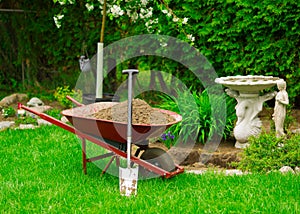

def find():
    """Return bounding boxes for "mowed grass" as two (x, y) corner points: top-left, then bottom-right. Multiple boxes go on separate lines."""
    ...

(1, 125), (299, 213)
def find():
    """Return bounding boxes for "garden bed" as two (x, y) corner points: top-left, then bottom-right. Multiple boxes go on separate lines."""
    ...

(1, 97), (299, 171)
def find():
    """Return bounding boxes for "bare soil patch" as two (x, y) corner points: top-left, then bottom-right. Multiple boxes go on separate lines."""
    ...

(149, 138), (241, 170)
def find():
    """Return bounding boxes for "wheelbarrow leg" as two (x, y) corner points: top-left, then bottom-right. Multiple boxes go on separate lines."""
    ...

(81, 138), (87, 174)
(101, 155), (117, 175)
(116, 156), (120, 167)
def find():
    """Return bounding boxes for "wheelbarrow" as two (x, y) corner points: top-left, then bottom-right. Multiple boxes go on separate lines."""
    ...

(19, 96), (184, 179)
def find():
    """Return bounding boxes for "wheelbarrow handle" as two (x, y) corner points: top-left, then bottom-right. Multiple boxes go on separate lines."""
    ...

(19, 103), (77, 134)
(66, 95), (84, 107)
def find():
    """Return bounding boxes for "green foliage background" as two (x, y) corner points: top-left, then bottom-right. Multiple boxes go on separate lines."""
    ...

(1, 0), (299, 104)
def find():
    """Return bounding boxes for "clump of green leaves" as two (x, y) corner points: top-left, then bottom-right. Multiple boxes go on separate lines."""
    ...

(234, 133), (300, 173)
(2, 107), (16, 118)
(44, 108), (62, 120)
(54, 86), (82, 108)
(160, 131), (175, 149)
(154, 88), (236, 144)
(15, 116), (37, 126)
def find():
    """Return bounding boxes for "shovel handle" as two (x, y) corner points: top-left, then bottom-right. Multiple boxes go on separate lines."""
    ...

(122, 69), (139, 138)
(123, 69), (139, 168)
(122, 69), (139, 75)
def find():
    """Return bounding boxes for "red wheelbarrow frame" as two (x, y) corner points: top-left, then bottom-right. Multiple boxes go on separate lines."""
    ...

(20, 98), (184, 179)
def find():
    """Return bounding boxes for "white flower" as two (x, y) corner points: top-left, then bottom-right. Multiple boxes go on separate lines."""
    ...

(143, 8), (153, 19)
(145, 18), (159, 33)
(160, 42), (168, 47)
(141, 0), (148, 6)
(187, 34), (195, 42)
(57, 14), (64, 20)
(173, 17), (179, 22)
(85, 3), (94, 11)
(127, 9), (131, 16)
(162, 9), (168, 14)
(182, 17), (189, 24)
(130, 12), (139, 22)
(167, 12), (172, 17)
(110, 5), (124, 17)
(145, 21), (152, 29)
(57, 0), (65, 5)
(53, 14), (64, 28)
(55, 0), (74, 5)
(146, 11), (152, 18)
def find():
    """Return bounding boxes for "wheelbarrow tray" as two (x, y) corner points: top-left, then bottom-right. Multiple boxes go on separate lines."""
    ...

(61, 102), (182, 144)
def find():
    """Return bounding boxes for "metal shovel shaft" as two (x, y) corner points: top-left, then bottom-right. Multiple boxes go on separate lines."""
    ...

(122, 69), (139, 168)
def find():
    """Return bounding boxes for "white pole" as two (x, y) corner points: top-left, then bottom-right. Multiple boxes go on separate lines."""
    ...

(96, 42), (103, 99)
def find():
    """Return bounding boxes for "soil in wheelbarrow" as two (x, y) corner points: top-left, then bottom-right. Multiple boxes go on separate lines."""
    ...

(92, 98), (176, 125)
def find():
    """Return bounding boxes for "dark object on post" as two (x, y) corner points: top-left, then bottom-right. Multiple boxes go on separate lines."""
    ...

(82, 93), (119, 104)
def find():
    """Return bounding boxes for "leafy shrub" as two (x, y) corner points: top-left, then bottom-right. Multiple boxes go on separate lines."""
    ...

(27, 90), (56, 103)
(155, 89), (236, 144)
(54, 86), (82, 108)
(235, 133), (300, 172)
(15, 116), (37, 126)
(2, 107), (16, 118)
(44, 108), (62, 120)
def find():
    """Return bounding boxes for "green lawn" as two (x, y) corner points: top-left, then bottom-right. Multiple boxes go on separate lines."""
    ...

(1, 125), (299, 213)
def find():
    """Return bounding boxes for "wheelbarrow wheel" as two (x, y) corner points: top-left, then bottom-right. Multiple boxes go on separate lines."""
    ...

(139, 147), (175, 179)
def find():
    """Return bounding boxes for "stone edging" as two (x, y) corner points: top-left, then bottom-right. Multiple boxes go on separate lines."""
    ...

(186, 166), (300, 176)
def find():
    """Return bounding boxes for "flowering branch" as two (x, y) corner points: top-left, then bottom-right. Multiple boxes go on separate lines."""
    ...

(158, 0), (194, 43)
(52, 0), (195, 43)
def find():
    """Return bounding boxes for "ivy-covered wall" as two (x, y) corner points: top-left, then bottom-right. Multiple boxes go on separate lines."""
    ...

(1, 0), (299, 104)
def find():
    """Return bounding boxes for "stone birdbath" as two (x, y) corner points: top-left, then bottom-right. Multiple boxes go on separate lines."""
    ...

(215, 75), (282, 148)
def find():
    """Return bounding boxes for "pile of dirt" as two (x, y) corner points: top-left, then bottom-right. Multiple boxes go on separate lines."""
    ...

(173, 141), (242, 170)
(92, 98), (176, 125)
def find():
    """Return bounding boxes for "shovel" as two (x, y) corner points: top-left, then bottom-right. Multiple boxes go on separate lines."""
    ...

(119, 69), (139, 197)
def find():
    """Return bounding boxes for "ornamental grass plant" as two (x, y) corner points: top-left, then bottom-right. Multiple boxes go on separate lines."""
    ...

(155, 88), (236, 145)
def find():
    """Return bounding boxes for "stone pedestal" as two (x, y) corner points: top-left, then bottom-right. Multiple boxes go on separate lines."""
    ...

(215, 75), (281, 148)
(228, 91), (276, 148)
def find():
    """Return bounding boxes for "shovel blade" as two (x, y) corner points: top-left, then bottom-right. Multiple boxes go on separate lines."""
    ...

(119, 166), (139, 197)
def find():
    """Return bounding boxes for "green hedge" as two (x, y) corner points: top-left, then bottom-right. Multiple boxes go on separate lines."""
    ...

(1, 0), (299, 104)
(175, 0), (300, 104)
